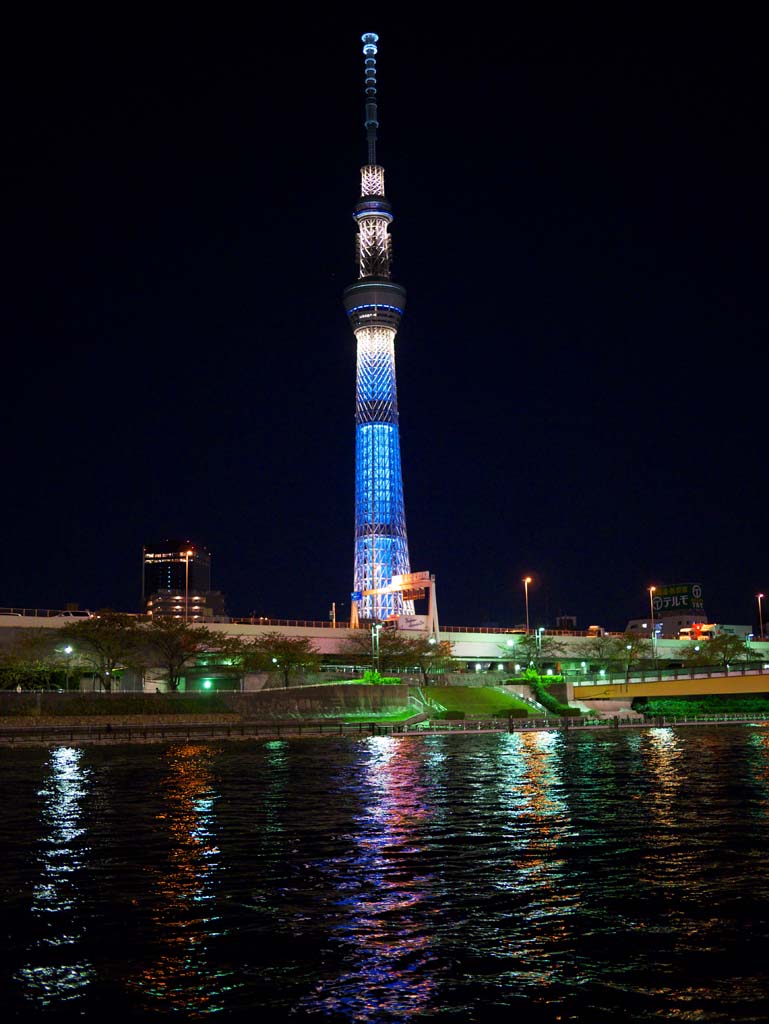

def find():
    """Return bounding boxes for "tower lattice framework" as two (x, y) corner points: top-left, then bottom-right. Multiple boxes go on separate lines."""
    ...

(343, 32), (413, 621)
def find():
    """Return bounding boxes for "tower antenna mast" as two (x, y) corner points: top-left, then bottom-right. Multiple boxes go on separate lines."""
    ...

(361, 32), (379, 165)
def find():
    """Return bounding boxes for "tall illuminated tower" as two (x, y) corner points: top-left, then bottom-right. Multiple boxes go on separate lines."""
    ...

(343, 31), (413, 621)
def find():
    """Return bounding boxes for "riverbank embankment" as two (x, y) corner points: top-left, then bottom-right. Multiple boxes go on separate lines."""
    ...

(2, 712), (769, 747)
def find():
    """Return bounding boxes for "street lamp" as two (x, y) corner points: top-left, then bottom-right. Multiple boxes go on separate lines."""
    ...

(648, 586), (657, 667)
(64, 645), (73, 692)
(371, 623), (382, 674)
(534, 626), (544, 673)
(758, 593), (764, 640)
(522, 576), (532, 633)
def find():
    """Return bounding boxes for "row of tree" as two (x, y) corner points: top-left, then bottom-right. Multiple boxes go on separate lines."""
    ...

(0, 614), (457, 691)
(2, 615), (756, 692)
(0, 614), (320, 691)
(509, 631), (759, 675)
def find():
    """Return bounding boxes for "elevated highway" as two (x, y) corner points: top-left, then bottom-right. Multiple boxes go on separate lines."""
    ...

(2, 612), (768, 678)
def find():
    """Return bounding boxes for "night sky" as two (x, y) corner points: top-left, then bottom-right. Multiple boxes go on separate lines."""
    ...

(3, 20), (767, 631)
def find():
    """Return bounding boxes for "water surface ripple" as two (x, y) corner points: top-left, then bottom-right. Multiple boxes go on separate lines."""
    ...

(2, 727), (769, 1021)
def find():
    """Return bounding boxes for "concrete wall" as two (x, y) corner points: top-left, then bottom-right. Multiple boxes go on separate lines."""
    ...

(216, 683), (411, 718)
(0, 684), (412, 720)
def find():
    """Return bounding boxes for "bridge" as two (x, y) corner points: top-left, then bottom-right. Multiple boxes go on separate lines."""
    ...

(573, 666), (769, 701)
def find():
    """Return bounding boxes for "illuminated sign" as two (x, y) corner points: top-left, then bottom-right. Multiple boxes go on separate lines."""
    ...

(653, 583), (705, 614)
(391, 571), (430, 587)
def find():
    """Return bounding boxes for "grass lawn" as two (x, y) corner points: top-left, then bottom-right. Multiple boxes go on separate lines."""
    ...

(339, 709), (416, 723)
(424, 686), (534, 717)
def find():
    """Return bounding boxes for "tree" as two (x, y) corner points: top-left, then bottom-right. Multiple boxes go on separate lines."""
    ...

(242, 632), (321, 688)
(500, 632), (567, 674)
(579, 634), (625, 673)
(681, 635), (755, 671)
(576, 633), (652, 676)
(378, 634), (456, 685)
(0, 630), (62, 690)
(58, 611), (140, 691)
(620, 633), (653, 676)
(340, 628), (455, 680)
(141, 619), (232, 692)
(340, 627), (389, 671)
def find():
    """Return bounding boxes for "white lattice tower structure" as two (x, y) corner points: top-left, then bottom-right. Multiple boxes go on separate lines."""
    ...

(342, 32), (413, 622)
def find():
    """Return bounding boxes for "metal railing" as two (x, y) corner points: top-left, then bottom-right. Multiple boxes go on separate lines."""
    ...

(2, 711), (769, 746)
(574, 664), (769, 686)
(0, 608), (97, 618)
(229, 617), (353, 629)
(441, 625), (626, 637)
(0, 719), (419, 744)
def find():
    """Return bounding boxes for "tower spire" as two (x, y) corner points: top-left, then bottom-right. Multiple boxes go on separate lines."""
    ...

(361, 32), (379, 165)
(343, 32), (413, 623)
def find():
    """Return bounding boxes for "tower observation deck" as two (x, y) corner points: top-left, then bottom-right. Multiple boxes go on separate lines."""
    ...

(343, 32), (413, 621)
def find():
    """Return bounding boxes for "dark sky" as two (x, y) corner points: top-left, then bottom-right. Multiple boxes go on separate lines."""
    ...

(3, 19), (767, 631)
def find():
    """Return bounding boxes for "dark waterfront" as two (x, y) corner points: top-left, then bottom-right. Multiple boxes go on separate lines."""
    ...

(2, 728), (769, 1022)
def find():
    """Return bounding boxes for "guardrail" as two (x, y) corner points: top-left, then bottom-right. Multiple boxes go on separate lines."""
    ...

(643, 713), (769, 725)
(0, 719), (415, 744)
(441, 625), (626, 637)
(574, 665), (769, 686)
(230, 618), (354, 629)
(0, 608), (97, 618)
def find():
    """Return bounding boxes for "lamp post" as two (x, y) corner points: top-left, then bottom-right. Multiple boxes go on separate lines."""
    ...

(758, 593), (764, 640)
(184, 549), (193, 622)
(64, 645), (73, 692)
(536, 626), (544, 662)
(648, 586), (657, 667)
(371, 623), (382, 674)
(522, 576), (532, 633)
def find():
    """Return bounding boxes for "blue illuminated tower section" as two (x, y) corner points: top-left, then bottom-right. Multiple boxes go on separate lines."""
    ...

(343, 32), (413, 621)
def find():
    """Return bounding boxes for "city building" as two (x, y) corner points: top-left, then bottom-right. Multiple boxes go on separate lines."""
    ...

(141, 540), (227, 622)
(343, 33), (413, 623)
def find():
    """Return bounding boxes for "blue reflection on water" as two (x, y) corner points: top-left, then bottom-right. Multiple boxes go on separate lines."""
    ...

(303, 735), (438, 1020)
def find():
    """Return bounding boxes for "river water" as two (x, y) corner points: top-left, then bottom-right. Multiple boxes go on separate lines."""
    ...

(2, 727), (769, 1022)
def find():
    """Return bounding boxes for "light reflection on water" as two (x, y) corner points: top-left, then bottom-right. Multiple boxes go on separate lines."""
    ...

(2, 728), (769, 1022)
(15, 746), (95, 1006)
(305, 735), (438, 1020)
(480, 732), (579, 999)
(129, 743), (226, 1017)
